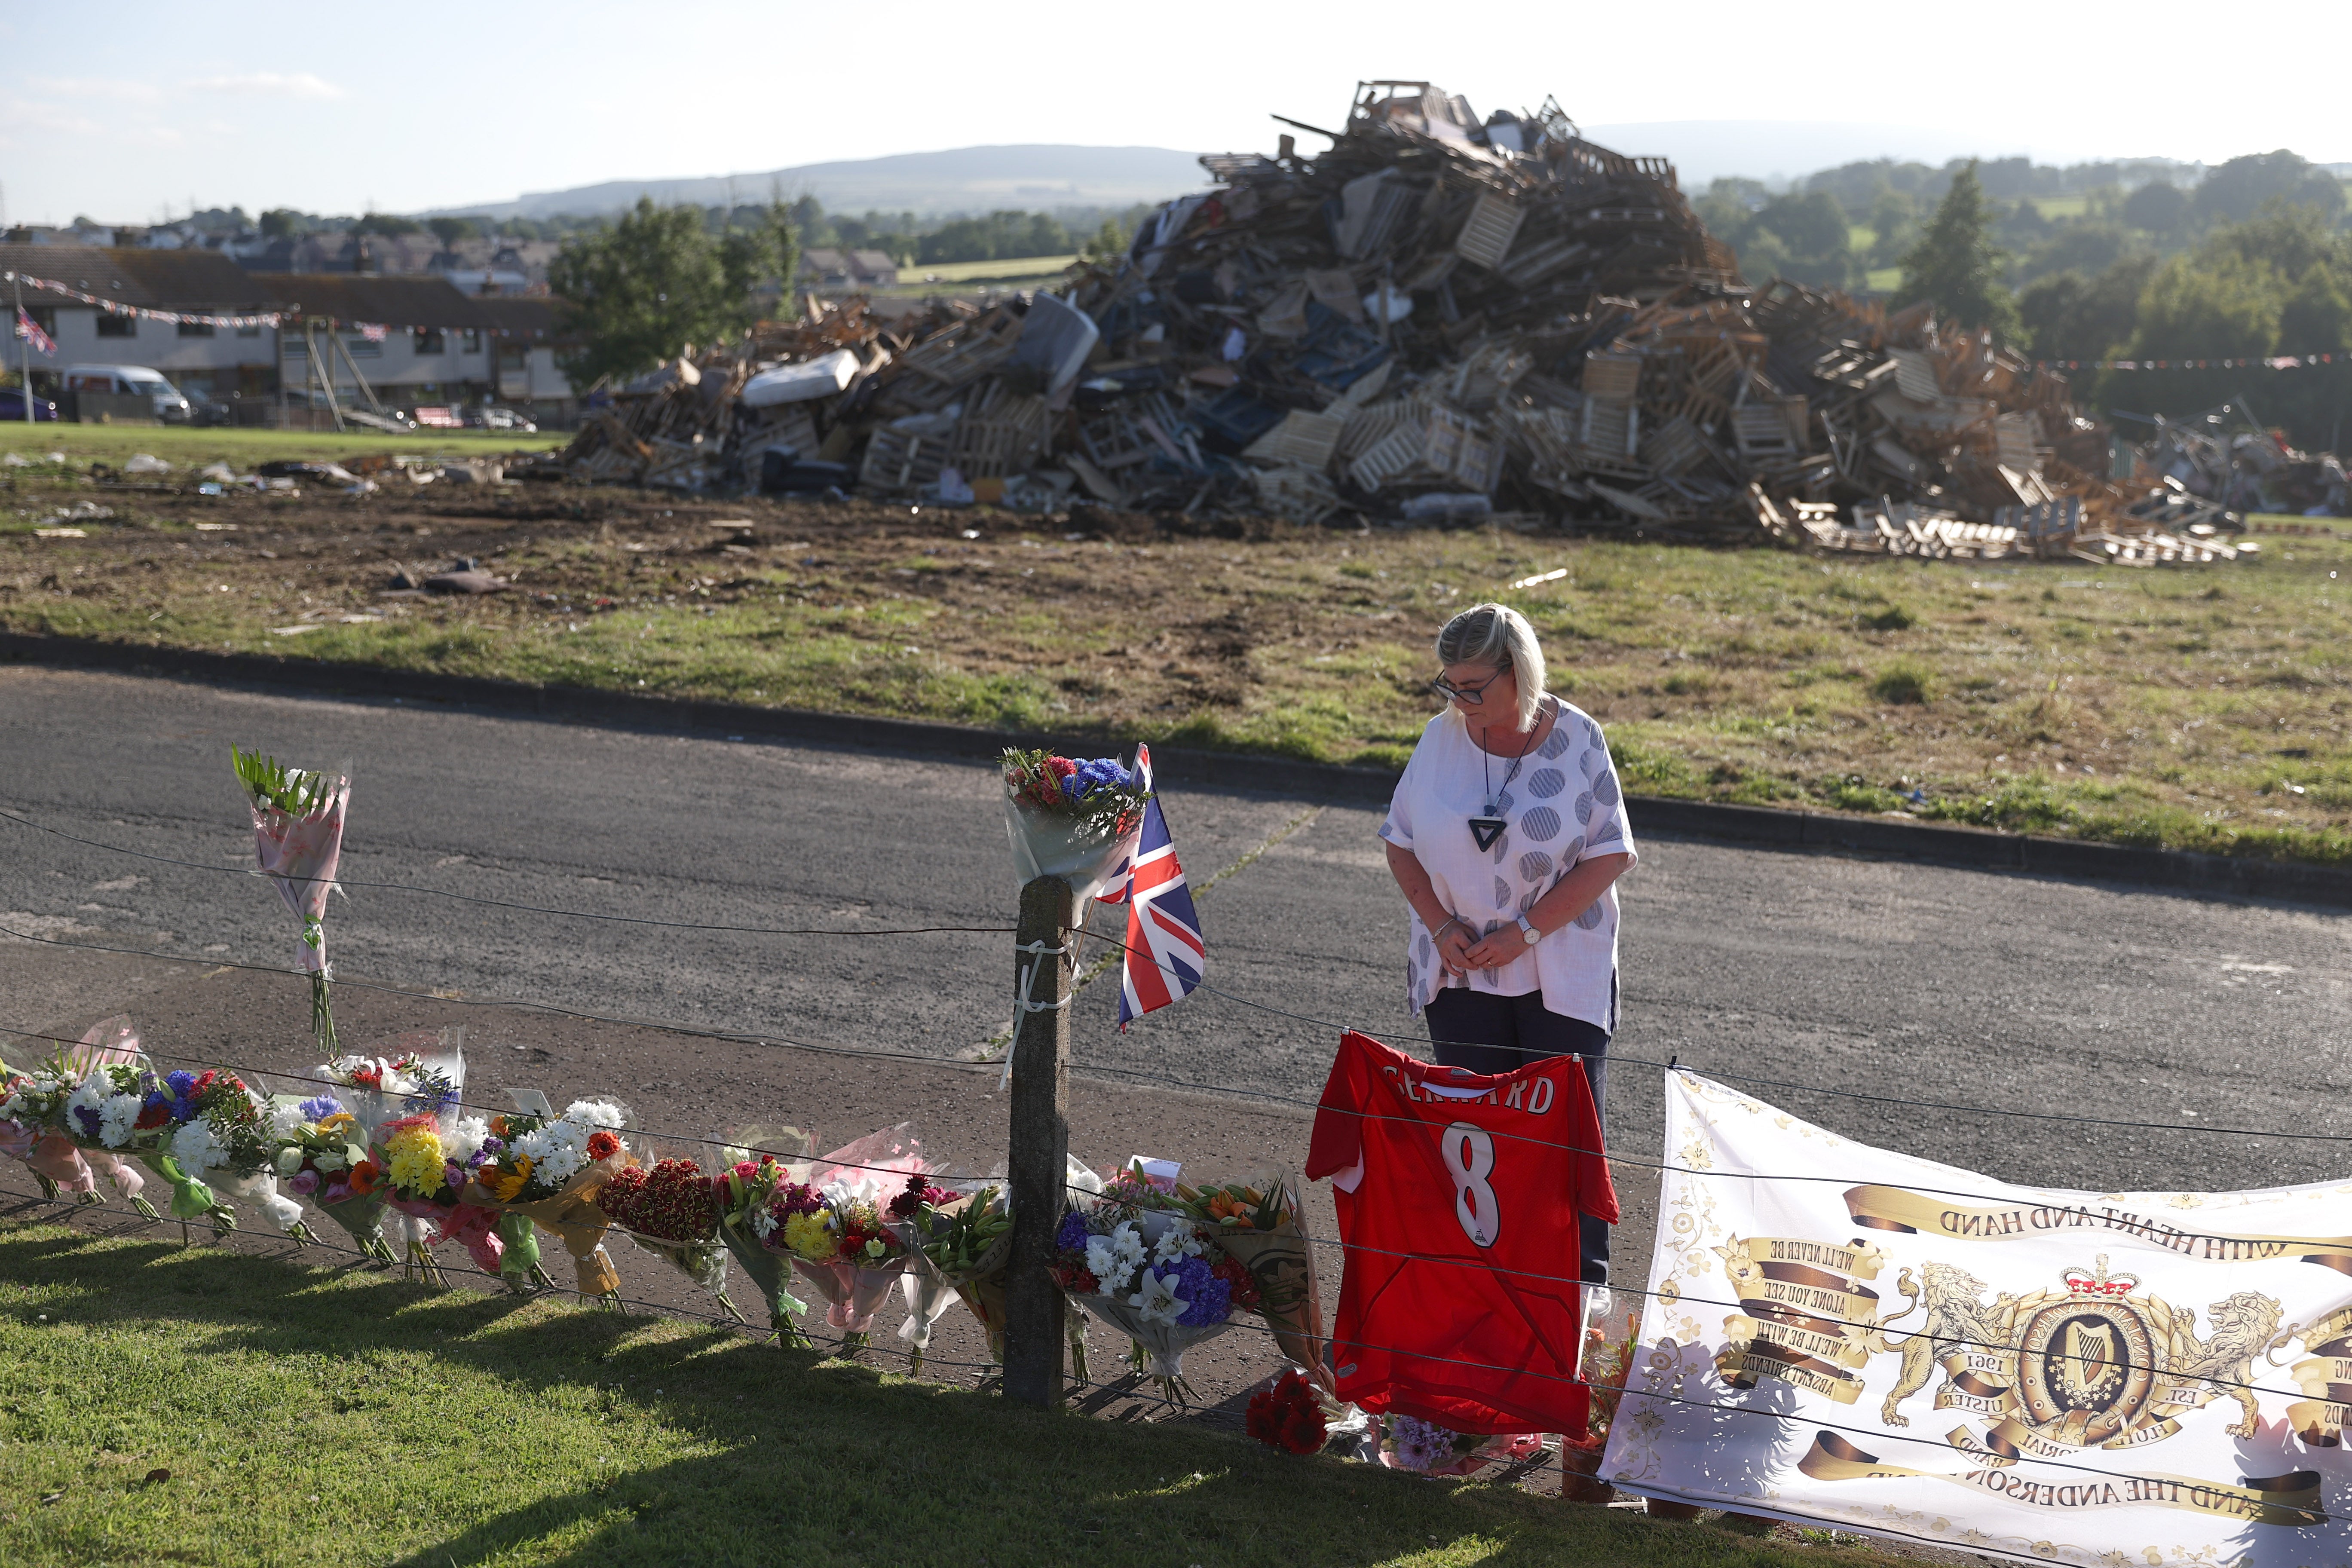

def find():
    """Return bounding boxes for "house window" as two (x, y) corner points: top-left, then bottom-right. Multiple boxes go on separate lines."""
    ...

(283, 335), (307, 358)
(461, 329), (482, 353)
(237, 324), (261, 339)
(96, 312), (136, 339)
(414, 328), (446, 355)
(24, 307), (55, 336)
(343, 331), (381, 359)
(178, 320), (216, 337)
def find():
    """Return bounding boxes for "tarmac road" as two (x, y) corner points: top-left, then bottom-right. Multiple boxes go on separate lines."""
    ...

(8, 662), (2352, 1295)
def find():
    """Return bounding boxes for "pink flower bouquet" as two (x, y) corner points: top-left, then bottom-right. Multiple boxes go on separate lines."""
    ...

(232, 747), (349, 1055)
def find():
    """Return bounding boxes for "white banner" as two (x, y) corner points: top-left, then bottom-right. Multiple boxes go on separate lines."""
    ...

(1602, 1072), (2352, 1566)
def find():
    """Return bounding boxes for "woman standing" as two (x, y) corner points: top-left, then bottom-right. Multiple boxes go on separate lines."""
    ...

(1379, 602), (1635, 1302)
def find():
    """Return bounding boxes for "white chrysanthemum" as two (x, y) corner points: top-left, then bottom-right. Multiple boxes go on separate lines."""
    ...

(1085, 1235), (1126, 1293)
(99, 1093), (143, 1149)
(270, 1102), (306, 1139)
(513, 1127), (554, 1163)
(563, 1099), (625, 1130)
(63, 1078), (108, 1135)
(1110, 1225), (1146, 1268)
(444, 1116), (490, 1165)
(533, 1121), (590, 1186)
(170, 1118), (227, 1171)
(749, 1207), (778, 1240)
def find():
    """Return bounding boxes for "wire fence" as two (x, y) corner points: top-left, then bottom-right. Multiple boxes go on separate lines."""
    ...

(2, 795), (2345, 1510)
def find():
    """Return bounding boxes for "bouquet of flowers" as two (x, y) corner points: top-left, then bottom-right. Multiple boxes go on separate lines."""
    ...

(1561, 1303), (1642, 1504)
(233, 747), (349, 1055)
(0, 1054), (114, 1207)
(1183, 1170), (1329, 1388)
(319, 1041), (475, 1277)
(884, 1172), (966, 1374)
(713, 1154), (813, 1347)
(1001, 747), (1150, 903)
(1247, 1369), (1330, 1455)
(457, 1098), (633, 1304)
(11, 1020), (159, 1213)
(905, 1181), (1013, 1366)
(376, 1109), (505, 1287)
(748, 1123), (936, 1349)
(111, 1064), (300, 1241)
(1051, 1165), (1249, 1402)
(264, 1092), (395, 1264)
(596, 1155), (745, 1323)
(1378, 1418), (1548, 1478)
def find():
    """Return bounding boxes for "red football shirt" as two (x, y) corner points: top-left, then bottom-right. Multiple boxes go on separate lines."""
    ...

(1305, 1030), (1618, 1436)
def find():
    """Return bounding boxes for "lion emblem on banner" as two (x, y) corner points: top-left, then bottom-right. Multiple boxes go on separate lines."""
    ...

(1874, 1256), (2286, 1445)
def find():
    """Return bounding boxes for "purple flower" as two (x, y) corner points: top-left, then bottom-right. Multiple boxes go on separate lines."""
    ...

(288, 1169), (320, 1195)
(72, 1105), (103, 1139)
(444, 1161), (466, 1189)
(1070, 758), (1132, 799)
(1390, 1415), (1452, 1471)
(164, 1070), (196, 1097)
(170, 1096), (199, 1124)
(478, 1136), (505, 1159)
(1166, 1255), (1231, 1327)
(1055, 1210), (1092, 1253)
(297, 1095), (342, 1121)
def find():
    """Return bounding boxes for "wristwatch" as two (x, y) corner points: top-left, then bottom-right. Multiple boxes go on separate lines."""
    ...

(1516, 914), (1541, 945)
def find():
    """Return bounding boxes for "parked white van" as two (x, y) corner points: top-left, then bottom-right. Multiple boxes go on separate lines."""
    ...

(63, 364), (194, 423)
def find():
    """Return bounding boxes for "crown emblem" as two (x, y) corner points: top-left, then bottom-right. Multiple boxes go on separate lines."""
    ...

(2062, 1253), (2140, 1297)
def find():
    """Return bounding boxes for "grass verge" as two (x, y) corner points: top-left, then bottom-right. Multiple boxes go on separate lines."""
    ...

(0, 1220), (1869, 1568)
(0, 425), (563, 471)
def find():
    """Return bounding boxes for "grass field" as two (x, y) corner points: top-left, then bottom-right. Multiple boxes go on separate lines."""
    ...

(0, 1219), (1870, 1568)
(877, 254), (1081, 295)
(8, 442), (2352, 864)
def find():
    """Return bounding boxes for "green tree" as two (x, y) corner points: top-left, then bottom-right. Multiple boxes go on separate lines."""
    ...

(2194, 150), (2346, 227)
(1867, 189), (1916, 269)
(2018, 256), (2156, 359)
(258, 208), (304, 239)
(717, 199), (801, 320)
(426, 217), (476, 249)
(2132, 250), (2285, 358)
(2121, 180), (2190, 236)
(1895, 162), (2020, 339)
(2279, 265), (2352, 353)
(1081, 217), (1129, 261)
(549, 198), (764, 388)
(352, 212), (421, 237)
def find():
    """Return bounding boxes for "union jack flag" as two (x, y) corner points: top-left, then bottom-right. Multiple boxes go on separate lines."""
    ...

(15, 307), (56, 358)
(1096, 744), (1205, 1028)
(356, 322), (389, 343)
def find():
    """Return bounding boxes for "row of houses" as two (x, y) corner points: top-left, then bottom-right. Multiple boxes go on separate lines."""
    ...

(2, 246), (579, 426)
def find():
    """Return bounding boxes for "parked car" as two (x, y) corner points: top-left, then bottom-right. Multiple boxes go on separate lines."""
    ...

(0, 387), (60, 422)
(63, 364), (193, 423)
(463, 405), (537, 432)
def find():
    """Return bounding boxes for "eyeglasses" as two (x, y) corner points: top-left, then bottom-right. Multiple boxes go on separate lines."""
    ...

(1431, 670), (1508, 704)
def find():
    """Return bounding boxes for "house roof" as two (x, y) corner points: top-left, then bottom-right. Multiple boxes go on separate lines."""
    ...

(0, 245), (269, 307)
(472, 295), (578, 342)
(262, 274), (506, 328)
(849, 250), (897, 271)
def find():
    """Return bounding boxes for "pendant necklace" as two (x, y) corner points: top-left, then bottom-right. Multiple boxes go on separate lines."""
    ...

(1469, 698), (1547, 851)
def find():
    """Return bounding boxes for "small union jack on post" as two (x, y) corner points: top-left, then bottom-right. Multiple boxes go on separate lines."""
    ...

(1096, 745), (1206, 1027)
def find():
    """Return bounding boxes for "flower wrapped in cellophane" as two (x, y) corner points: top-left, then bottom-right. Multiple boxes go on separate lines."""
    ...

(130, 1063), (325, 1245)
(232, 747), (349, 1056)
(1182, 1169), (1329, 1388)
(1053, 1165), (1247, 1403)
(751, 1123), (936, 1349)
(377, 1109), (504, 1288)
(596, 1155), (745, 1323)
(0, 1017), (157, 1215)
(1, 1054), (108, 1207)
(264, 1092), (395, 1264)
(713, 1154), (814, 1348)
(903, 1181), (1012, 1371)
(458, 1098), (632, 1305)
(1001, 748), (1149, 904)
(321, 1041), (474, 1278)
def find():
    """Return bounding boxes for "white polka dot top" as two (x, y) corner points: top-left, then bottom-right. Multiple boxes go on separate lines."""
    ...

(1378, 700), (1637, 1030)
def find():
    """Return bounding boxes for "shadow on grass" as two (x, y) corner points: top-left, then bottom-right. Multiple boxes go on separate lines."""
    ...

(6, 1222), (1866, 1568)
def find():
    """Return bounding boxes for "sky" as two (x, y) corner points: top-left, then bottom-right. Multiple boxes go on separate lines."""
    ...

(3, 0), (2346, 224)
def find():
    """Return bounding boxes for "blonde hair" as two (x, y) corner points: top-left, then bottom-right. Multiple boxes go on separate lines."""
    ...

(1436, 603), (1547, 729)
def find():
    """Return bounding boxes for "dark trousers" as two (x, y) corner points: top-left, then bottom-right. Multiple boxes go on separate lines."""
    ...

(1423, 986), (1611, 1285)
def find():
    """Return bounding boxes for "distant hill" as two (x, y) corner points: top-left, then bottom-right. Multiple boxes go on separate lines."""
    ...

(1578, 121), (2049, 187)
(434, 145), (1212, 221)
